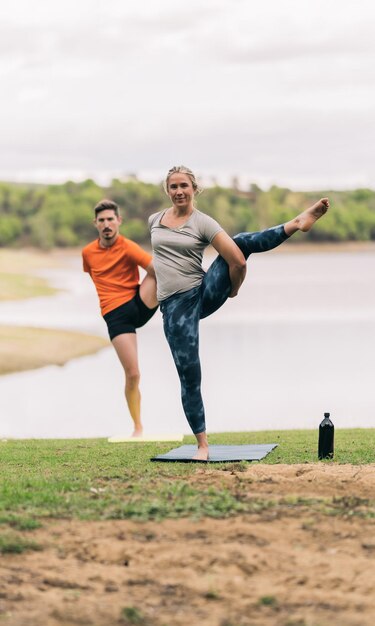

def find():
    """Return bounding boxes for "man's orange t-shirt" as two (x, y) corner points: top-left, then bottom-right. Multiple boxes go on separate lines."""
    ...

(82, 235), (152, 316)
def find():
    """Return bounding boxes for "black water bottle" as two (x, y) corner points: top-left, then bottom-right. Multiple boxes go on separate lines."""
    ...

(318, 412), (334, 459)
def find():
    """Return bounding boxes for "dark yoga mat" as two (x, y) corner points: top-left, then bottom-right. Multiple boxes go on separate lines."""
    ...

(151, 443), (278, 463)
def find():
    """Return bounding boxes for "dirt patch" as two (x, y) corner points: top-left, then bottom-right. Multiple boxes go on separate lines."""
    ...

(210, 461), (375, 499)
(1, 464), (374, 626)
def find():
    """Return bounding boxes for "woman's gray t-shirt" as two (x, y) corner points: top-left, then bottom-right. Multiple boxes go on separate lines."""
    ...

(149, 209), (223, 301)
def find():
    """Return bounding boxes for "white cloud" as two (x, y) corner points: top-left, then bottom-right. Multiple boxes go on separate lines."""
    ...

(0, 0), (374, 189)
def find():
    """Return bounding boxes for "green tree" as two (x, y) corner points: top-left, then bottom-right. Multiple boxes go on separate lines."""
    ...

(0, 215), (23, 246)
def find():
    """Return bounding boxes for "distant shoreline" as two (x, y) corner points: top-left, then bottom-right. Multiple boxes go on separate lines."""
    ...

(203, 239), (375, 261)
(267, 240), (375, 254)
(39, 240), (375, 262)
(0, 238), (375, 258)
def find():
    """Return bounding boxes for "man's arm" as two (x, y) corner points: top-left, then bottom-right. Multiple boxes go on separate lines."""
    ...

(144, 261), (156, 279)
(211, 231), (246, 297)
(82, 250), (91, 275)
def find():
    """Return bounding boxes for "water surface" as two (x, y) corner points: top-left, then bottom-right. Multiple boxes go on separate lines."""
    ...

(1, 248), (374, 438)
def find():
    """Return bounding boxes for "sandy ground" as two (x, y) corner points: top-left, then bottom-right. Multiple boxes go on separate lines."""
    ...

(1, 464), (374, 626)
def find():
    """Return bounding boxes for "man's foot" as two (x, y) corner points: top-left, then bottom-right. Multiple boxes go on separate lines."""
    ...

(131, 427), (143, 438)
(192, 446), (209, 461)
(296, 198), (330, 232)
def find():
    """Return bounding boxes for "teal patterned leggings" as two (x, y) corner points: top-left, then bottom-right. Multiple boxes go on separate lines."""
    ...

(159, 224), (289, 434)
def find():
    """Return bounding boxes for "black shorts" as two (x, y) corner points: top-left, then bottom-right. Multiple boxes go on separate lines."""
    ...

(103, 289), (158, 340)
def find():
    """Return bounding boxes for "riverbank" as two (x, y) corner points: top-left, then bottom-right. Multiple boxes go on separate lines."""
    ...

(0, 326), (108, 375)
(0, 248), (108, 374)
(0, 248), (59, 301)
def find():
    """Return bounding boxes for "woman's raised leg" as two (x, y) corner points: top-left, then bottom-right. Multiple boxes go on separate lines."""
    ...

(200, 198), (329, 319)
(200, 224), (288, 319)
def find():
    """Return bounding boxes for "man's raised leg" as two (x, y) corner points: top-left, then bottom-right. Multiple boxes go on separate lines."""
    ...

(112, 333), (143, 437)
(139, 274), (158, 309)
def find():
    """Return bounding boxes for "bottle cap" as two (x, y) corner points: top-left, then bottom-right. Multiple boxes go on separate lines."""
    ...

(324, 412), (330, 417)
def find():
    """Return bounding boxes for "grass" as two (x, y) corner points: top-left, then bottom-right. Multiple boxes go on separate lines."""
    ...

(0, 429), (374, 524)
(258, 595), (278, 607)
(0, 514), (42, 530)
(0, 272), (57, 300)
(0, 325), (108, 375)
(0, 531), (42, 554)
(120, 607), (146, 624)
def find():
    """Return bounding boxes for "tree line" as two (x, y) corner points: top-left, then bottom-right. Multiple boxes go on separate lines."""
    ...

(1, 178), (375, 249)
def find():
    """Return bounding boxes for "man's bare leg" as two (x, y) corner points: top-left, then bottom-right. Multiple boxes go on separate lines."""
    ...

(192, 431), (209, 461)
(139, 274), (158, 309)
(112, 333), (143, 437)
(284, 198), (330, 236)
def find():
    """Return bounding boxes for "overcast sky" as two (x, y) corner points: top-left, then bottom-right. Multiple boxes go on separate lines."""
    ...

(1, 0), (374, 190)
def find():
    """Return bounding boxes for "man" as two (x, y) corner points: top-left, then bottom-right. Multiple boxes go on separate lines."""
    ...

(82, 199), (158, 436)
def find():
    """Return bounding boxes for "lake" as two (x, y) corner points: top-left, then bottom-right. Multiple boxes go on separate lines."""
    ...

(1, 246), (374, 438)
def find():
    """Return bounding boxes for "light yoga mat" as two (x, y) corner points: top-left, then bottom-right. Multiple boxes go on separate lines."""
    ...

(108, 434), (184, 443)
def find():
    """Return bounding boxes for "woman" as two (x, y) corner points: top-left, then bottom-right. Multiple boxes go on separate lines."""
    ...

(149, 166), (329, 460)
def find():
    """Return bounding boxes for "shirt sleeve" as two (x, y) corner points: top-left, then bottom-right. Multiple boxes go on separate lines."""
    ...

(82, 250), (91, 274)
(125, 239), (153, 269)
(200, 213), (224, 243)
(148, 211), (161, 231)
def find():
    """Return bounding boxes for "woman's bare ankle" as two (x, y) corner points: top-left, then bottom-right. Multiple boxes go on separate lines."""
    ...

(192, 431), (209, 461)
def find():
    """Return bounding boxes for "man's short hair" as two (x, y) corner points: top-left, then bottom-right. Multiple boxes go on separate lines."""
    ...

(94, 199), (120, 218)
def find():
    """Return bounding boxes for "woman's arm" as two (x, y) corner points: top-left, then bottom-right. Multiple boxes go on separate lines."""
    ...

(211, 231), (246, 297)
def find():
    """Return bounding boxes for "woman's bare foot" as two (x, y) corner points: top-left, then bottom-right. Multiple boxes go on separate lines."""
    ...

(192, 431), (209, 461)
(295, 198), (330, 232)
(285, 198), (329, 236)
(192, 446), (209, 461)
